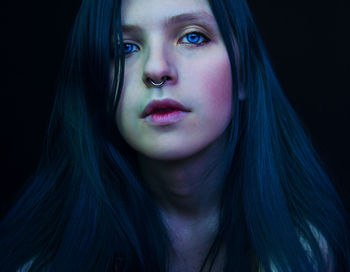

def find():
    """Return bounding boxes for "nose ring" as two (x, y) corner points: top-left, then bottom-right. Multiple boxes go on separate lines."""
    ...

(148, 77), (167, 87)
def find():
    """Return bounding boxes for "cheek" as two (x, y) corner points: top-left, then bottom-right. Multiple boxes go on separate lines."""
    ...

(197, 52), (233, 123)
(115, 77), (132, 134)
(205, 65), (231, 110)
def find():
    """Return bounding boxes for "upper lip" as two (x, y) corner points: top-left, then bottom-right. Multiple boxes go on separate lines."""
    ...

(140, 98), (191, 118)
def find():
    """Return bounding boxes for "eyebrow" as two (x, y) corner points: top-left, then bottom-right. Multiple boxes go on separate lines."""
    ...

(122, 11), (215, 34)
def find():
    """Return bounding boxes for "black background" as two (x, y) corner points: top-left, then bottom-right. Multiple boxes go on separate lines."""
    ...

(1, 0), (349, 217)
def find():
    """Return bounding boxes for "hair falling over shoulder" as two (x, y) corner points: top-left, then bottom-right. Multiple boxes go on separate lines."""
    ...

(1, 0), (349, 271)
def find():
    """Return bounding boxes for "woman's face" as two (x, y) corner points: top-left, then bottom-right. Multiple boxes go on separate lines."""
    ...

(115, 0), (237, 160)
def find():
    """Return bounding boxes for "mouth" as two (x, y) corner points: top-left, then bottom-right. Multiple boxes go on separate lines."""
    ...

(140, 98), (191, 118)
(143, 110), (190, 126)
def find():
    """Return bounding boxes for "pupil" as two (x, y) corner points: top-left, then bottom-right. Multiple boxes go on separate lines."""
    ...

(188, 34), (199, 43)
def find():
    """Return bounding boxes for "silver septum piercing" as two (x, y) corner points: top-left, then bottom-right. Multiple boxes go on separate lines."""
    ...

(149, 78), (166, 87)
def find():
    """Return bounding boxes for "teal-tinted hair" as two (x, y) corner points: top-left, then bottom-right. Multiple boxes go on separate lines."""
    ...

(1, 0), (349, 271)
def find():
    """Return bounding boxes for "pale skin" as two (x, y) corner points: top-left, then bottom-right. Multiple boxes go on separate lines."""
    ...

(115, 0), (244, 270)
(114, 0), (332, 272)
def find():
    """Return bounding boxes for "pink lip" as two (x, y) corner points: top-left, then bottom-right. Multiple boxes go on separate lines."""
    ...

(144, 110), (190, 126)
(140, 98), (191, 119)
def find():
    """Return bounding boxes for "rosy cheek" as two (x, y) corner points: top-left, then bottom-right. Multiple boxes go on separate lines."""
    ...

(203, 58), (232, 116)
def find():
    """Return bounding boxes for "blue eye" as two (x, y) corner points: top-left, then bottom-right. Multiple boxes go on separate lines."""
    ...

(123, 43), (139, 55)
(122, 32), (209, 57)
(181, 32), (209, 46)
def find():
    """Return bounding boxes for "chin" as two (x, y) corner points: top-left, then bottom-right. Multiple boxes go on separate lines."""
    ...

(140, 146), (202, 162)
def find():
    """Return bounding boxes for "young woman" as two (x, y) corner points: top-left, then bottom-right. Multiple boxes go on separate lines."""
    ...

(1, 0), (349, 271)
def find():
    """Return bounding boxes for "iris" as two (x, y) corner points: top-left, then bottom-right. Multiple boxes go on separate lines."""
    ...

(186, 33), (201, 44)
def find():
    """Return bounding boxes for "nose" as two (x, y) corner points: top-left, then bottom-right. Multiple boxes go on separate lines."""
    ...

(142, 41), (178, 88)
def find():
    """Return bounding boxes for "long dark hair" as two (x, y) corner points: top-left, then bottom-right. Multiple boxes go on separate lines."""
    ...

(1, 0), (349, 271)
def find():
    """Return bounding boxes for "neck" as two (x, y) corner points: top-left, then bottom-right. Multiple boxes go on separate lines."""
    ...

(136, 131), (229, 222)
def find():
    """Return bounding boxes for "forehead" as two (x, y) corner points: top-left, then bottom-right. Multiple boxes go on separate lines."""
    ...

(121, 0), (214, 26)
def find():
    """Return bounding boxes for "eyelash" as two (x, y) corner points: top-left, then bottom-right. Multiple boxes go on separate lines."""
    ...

(123, 31), (210, 56)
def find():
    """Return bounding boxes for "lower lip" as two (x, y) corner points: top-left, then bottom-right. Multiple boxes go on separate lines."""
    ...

(143, 110), (190, 126)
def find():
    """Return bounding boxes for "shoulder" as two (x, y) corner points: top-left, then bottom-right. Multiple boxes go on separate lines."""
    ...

(17, 259), (35, 272)
(258, 223), (333, 272)
(300, 222), (333, 270)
